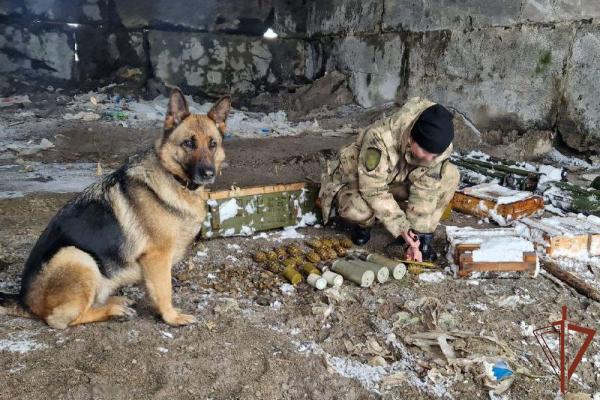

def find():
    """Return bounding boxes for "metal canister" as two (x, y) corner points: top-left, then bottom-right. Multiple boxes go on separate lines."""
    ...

(345, 258), (389, 283)
(331, 259), (375, 287)
(365, 253), (407, 280)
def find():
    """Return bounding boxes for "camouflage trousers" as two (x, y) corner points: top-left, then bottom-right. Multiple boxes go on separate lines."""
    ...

(334, 163), (459, 234)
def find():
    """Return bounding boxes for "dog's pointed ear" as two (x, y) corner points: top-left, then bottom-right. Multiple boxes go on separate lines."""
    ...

(164, 87), (190, 134)
(207, 96), (231, 136)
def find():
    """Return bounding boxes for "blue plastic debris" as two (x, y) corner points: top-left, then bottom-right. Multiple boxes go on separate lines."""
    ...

(492, 360), (513, 381)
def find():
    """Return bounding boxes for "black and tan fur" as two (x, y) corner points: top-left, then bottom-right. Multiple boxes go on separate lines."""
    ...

(0, 88), (230, 329)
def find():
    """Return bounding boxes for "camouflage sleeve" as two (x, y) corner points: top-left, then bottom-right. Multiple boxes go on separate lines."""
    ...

(406, 161), (444, 232)
(357, 123), (410, 238)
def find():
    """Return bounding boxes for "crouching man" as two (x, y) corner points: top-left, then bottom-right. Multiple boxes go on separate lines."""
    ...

(318, 98), (460, 262)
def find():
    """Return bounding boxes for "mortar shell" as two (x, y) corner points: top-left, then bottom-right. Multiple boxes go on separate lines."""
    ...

(306, 273), (327, 290)
(346, 259), (390, 283)
(282, 266), (302, 285)
(331, 259), (375, 287)
(322, 270), (344, 287)
(365, 253), (407, 280)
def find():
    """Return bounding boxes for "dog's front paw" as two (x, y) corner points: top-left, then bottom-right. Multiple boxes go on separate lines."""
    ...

(162, 309), (197, 326)
(109, 304), (137, 322)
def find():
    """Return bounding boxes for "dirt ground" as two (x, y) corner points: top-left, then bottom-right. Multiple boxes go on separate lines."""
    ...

(1, 91), (599, 400)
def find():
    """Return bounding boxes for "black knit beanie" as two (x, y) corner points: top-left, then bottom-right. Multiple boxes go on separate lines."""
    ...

(410, 104), (454, 154)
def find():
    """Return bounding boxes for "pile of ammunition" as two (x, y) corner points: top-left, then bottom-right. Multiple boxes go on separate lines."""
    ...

(252, 236), (352, 289)
(252, 237), (413, 289)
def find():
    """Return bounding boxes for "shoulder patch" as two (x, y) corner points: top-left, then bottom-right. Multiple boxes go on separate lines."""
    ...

(364, 148), (381, 171)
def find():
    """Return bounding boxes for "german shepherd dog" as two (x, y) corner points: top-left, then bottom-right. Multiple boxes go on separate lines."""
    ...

(0, 88), (230, 329)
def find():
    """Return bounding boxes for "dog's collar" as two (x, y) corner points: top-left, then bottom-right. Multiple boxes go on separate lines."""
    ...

(172, 174), (200, 191)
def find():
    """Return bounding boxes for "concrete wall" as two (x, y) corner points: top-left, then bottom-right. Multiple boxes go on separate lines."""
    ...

(273, 0), (600, 151)
(1, 0), (599, 151)
(0, 0), (308, 96)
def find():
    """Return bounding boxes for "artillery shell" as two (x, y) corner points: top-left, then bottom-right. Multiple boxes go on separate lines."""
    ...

(266, 251), (278, 261)
(282, 258), (298, 269)
(331, 259), (374, 287)
(346, 259), (389, 283)
(339, 238), (353, 249)
(253, 251), (267, 263)
(322, 270), (343, 287)
(275, 247), (288, 260)
(307, 273), (327, 290)
(306, 251), (321, 263)
(282, 266), (302, 285)
(366, 253), (407, 280)
(333, 244), (347, 258)
(306, 238), (323, 249)
(301, 262), (320, 276)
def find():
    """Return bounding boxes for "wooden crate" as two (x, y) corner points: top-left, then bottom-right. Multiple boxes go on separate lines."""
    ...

(514, 216), (600, 258)
(451, 183), (544, 225)
(454, 243), (538, 277)
(198, 182), (321, 239)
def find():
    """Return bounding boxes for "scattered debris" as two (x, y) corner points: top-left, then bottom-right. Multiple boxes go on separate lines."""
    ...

(0, 95), (31, 108)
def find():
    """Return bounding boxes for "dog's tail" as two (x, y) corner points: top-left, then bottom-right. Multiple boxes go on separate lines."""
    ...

(0, 292), (34, 319)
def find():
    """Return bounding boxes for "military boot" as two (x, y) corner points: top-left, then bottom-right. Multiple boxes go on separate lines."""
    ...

(416, 233), (437, 262)
(350, 225), (371, 246)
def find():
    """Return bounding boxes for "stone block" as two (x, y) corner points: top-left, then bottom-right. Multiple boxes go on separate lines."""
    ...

(148, 31), (306, 95)
(115, 0), (273, 35)
(558, 25), (600, 152)
(403, 26), (573, 132)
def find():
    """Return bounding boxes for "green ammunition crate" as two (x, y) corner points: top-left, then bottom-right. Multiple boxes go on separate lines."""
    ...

(199, 182), (322, 239)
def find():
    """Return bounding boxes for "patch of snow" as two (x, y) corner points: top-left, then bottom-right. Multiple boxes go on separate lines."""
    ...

(252, 232), (269, 240)
(157, 347), (169, 353)
(160, 331), (173, 339)
(0, 331), (47, 354)
(545, 148), (593, 169)
(280, 284), (295, 296)
(219, 199), (240, 222)
(472, 237), (534, 262)
(418, 271), (447, 283)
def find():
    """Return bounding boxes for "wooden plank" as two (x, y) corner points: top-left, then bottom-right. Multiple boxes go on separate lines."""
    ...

(543, 260), (600, 302)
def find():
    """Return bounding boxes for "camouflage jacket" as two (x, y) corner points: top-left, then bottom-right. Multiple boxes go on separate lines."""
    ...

(319, 97), (454, 238)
